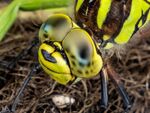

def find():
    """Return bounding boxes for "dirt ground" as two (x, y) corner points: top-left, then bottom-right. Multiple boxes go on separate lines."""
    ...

(0, 11), (150, 113)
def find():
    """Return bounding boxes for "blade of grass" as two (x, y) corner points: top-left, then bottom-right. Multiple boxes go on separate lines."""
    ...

(0, 0), (72, 41)
(20, 0), (71, 11)
(0, 0), (23, 41)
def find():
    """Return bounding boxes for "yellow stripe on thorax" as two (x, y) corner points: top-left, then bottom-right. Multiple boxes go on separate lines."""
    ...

(140, 0), (150, 24)
(141, 0), (150, 11)
(114, 0), (143, 44)
(97, 0), (112, 29)
(76, 0), (84, 12)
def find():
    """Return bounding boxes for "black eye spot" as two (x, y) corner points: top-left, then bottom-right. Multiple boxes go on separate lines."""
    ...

(47, 17), (67, 28)
(44, 33), (48, 38)
(70, 55), (75, 59)
(71, 60), (76, 66)
(41, 49), (56, 63)
(91, 69), (93, 73)
(85, 71), (89, 74)
(77, 70), (82, 74)
(66, 48), (70, 53)
(79, 62), (85, 67)
(87, 62), (91, 67)
(79, 45), (89, 60)
(92, 61), (94, 65)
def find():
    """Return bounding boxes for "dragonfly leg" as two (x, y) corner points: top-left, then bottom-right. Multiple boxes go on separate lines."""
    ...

(6, 37), (39, 70)
(10, 63), (41, 112)
(100, 68), (108, 110)
(106, 64), (132, 112)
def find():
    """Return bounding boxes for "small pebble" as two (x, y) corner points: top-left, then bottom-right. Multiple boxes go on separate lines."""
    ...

(52, 94), (75, 108)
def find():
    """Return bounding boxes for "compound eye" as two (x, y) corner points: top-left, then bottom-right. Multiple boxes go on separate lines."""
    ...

(62, 28), (103, 78)
(63, 28), (93, 64)
(39, 14), (73, 43)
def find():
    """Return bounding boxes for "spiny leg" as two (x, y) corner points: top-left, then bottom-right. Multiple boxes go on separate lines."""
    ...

(5, 37), (39, 70)
(0, 37), (39, 90)
(100, 68), (108, 110)
(10, 63), (41, 112)
(0, 37), (40, 113)
(0, 37), (38, 83)
(0, 63), (41, 113)
(106, 63), (132, 111)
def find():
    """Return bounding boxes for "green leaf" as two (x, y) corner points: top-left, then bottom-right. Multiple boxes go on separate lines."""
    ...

(20, 0), (71, 11)
(0, 0), (23, 41)
(0, 0), (72, 41)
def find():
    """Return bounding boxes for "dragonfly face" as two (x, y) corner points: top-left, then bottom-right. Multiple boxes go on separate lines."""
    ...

(38, 14), (103, 85)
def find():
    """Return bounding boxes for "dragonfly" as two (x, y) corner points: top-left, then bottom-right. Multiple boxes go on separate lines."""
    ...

(0, 0), (150, 112)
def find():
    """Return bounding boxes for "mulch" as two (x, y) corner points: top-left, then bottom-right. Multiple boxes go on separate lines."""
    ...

(0, 16), (149, 113)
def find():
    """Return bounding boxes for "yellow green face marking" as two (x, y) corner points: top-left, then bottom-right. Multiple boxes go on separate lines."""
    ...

(38, 43), (73, 85)
(38, 14), (103, 85)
